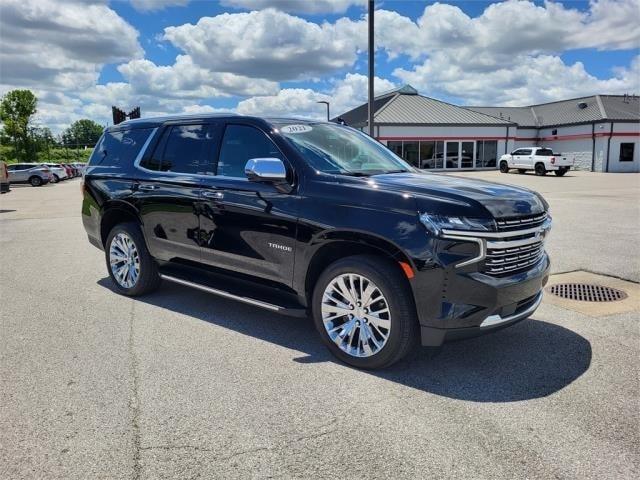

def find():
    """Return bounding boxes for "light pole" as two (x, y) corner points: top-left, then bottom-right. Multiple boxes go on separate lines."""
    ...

(368, 0), (375, 137)
(317, 101), (330, 121)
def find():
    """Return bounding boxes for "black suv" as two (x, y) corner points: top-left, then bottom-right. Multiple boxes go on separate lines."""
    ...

(82, 115), (551, 369)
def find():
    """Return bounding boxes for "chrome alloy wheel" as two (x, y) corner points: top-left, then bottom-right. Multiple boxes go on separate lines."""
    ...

(321, 273), (391, 358)
(109, 232), (140, 289)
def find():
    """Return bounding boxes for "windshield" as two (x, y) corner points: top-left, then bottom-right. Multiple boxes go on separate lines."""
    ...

(276, 123), (413, 176)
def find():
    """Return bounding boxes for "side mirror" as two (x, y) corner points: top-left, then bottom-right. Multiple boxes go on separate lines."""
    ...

(245, 158), (287, 182)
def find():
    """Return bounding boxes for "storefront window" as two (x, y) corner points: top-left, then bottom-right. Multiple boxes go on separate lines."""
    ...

(477, 140), (498, 167)
(387, 141), (403, 158)
(419, 141), (435, 168)
(403, 141), (419, 168)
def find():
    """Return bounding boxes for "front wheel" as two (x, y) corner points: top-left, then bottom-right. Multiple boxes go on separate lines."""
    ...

(105, 222), (161, 296)
(312, 255), (418, 369)
(535, 163), (547, 176)
(499, 161), (509, 173)
(554, 169), (568, 177)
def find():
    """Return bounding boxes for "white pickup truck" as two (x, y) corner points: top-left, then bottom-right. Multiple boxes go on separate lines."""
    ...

(499, 147), (573, 176)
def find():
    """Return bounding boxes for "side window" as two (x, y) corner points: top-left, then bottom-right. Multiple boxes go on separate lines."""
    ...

(512, 149), (523, 156)
(520, 149), (532, 155)
(89, 128), (153, 167)
(217, 124), (282, 178)
(619, 143), (634, 162)
(536, 149), (553, 156)
(154, 124), (218, 174)
(6, 165), (16, 171)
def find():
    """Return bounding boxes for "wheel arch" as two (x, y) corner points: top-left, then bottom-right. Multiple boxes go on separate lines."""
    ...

(302, 230), (414, 304)
(100, 201), (143, 246)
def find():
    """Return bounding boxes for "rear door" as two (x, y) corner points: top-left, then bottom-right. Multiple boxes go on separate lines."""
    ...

(11, 164), (29, 182)
(134, 123), (221, 264)
(198, 122), (299, 286)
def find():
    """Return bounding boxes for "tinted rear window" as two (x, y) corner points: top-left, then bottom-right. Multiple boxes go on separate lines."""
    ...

(142, 124), (219, 174)
(88, 128), (153, 167)
(537, 149), (554, 156)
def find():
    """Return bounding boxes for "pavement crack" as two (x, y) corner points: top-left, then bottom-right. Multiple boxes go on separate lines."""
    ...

(140, 418), (339, 463)
(127, 301), (142, 480)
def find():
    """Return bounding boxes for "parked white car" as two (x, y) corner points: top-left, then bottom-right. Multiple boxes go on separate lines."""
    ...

(499, 147), (574, 176)
(42, 163), (69, 182)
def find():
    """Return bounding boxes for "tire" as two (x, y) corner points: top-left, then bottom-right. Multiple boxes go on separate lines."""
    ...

(554, 169), (567, 177)
(499, 161), (509, 173)
(29, 176), (42, 187)
(52, 174), (59, 183)
(535, 163), (546, 176)
(518, 169), (527, 174)
(312, 255), (419, 370)
(105, 222), (161, 296)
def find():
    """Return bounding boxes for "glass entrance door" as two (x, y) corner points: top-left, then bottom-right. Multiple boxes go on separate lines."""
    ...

(444, 141), (460, 169)
(461, 141), (475, 168)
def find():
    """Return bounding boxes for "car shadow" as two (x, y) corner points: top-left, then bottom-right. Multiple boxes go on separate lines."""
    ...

(97, 278), (592, 403)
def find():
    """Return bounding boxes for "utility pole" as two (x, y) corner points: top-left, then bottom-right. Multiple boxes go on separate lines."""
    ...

(368, 0), (375, 137)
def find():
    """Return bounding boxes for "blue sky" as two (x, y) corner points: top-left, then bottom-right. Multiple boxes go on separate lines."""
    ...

(1, 0), (638, 132)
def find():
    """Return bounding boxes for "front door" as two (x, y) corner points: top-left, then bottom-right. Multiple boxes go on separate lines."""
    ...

(444, 141), (460, 169)
(134, 123), (220, 264)
(199, 123), (299, 287)
(461, 141), (475, 168)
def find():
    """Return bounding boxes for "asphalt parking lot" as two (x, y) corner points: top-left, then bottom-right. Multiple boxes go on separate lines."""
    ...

(1, 171), (638, 479)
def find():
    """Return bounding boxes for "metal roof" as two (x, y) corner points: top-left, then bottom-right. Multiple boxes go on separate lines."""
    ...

(468, 95), (640, 128)
(336, 85), (513, 126)
(465, 106), (538, 127)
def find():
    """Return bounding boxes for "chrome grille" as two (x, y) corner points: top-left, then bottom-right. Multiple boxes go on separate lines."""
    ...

(484, 241), (545, 275)
(496, 213), (547, 232)
(441, 212), (550, 276)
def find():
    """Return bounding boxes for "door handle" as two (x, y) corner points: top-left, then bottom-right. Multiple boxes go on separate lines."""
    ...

(138, 184), (159, 191)
(202, 190), (224, 200)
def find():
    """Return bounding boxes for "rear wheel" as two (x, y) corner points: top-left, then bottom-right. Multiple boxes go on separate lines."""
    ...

(52, 174), (59, 183)
(535, 163), (546, 176)
(518, 169), (527, 174)
(312, 255), (418, 369)
(499, 161), (509, 173)
(105, 222), (161, 296)
(29, 176), (42, 187)
(554, 169), (567, 177)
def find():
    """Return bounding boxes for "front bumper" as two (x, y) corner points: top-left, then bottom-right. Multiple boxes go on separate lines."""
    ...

(409, 215), (551, 346)
(414, 254), (550, 346)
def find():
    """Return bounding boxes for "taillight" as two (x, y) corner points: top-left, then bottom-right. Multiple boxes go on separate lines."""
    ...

(3, 164), (7, 177)
(550, 157), (556, 164)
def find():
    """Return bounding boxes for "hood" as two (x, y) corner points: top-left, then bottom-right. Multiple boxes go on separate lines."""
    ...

(366, 172), (547, 218)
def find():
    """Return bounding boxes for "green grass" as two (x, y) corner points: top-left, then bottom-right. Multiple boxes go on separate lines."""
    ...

(0, 145), (93, 164)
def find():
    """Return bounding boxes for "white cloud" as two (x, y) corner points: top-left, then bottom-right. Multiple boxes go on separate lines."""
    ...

(376, 0), (640, 62)
(163, 9), (365, 80)
(118, 55), (279, 98)
(130, 0), (190, 12)
(236, 73), (395, 118)
(385, 0), (640, 105)
(220, 0), (365, 14)
(395, 53), (640, 106)
(0, 0), (142, 91)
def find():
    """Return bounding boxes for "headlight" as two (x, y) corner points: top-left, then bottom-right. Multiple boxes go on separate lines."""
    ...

(419, 213), (496, 236)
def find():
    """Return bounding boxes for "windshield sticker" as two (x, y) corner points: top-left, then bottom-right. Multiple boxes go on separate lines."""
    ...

(280, 125), (312, 134)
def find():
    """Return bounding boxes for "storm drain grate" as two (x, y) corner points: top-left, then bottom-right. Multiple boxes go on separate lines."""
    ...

(547, 283), (627, 302)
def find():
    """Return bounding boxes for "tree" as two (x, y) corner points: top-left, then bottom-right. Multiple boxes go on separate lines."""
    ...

(62, 119), (104, 147)
(0, 89), (37, 162)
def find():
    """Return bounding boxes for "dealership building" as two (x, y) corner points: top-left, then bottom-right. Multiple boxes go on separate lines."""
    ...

(336, 85), (640, 173)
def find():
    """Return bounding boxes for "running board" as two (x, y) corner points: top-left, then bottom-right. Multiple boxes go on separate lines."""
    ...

(158, 267), (307, 317)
